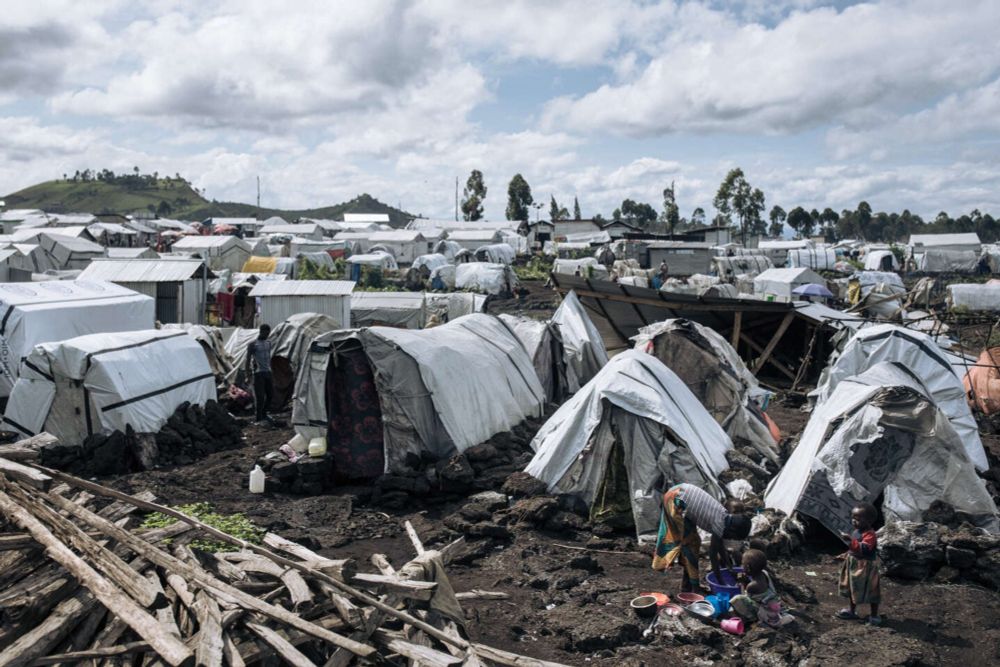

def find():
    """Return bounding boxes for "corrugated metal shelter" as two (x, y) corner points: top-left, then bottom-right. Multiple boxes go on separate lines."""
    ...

(260, 223), (323, 240)
(107, 247), (159, 259)
(249, 280), (355, 328)
(78, 258), (212, 324)
(37, 233), (106, 271)
(169, 235), (257, 273)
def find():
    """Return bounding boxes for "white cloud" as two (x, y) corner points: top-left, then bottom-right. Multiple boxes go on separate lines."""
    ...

(543, 0), (1000, 137)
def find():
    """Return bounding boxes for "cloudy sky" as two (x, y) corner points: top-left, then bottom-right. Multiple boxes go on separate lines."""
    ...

(3, 0), (999, 220)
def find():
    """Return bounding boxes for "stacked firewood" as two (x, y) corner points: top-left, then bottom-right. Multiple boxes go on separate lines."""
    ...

(0, 449), (567, 666)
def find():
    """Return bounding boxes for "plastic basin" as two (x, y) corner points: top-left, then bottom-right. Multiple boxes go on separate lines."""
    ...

(705, 568), (743, 596)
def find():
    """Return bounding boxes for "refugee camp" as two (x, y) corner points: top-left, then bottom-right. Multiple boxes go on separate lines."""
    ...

(0, 1), (999, 665)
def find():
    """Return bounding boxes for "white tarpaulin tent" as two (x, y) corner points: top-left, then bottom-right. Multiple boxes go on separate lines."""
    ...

(454, 263), (517, 295)
(499, 314), (567, 404)
(0, 281), (154, 398)
(786, 248), (838, 270)
(552, 257), (609, 280)
(864, 250), (899, 271)
(633, 319), (779, 463)
(2, 329), (215, 445)
(947, 284), (1000, 311)
(525, 350), (733, 536)
(811, 323), (988, 471)
(474, 243), (515, 265)
(292, 314), (544, 476)
(767, 362), (999, 535)
(550, 291), (609, 393)
(753, 267), (826, 301)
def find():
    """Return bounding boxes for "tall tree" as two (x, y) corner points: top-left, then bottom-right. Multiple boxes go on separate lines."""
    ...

(691, 207), (706, 226)
(573, 196), (581, 220)
(460, 170), (487, 221)
(549, 195), (569, 221)
(661, 183), (680, 236)
(620, 199), (658, 227)
(713, 168), (764, 243)
(786, 206), (813, 238)
(768, 205), (786, 237)
(855, 201), (873, 239)
(505, 174), (533, 221)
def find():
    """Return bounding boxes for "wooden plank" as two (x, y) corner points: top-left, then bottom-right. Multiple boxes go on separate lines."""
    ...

(246, 623), (318, 667)
(0, 433), (57, 462)
(0, 589), (98, 667)
(730, 310), (742, 350)
(0, 484), (193, 667)
(0, 458), (52, 490)
(470, 642), (574, 667)
(749, 311), (795, 377)
(374, 630), (463, 667)
(28, 641), (152, 666)
(192, 591), (224, 667)
(739, 332), (797, 381)
(351, 573), (437, 599)
(404, 520), (425, 556)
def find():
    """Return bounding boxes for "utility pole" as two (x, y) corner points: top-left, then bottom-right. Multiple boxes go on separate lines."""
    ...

(256, 176), (261, 217)
(454, 177), (459, 221)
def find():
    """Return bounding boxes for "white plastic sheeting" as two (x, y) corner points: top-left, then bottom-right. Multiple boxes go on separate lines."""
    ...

(633, 319), (778, 463)
(292, 314), (545, 472)
(525, 350), (733, 536)
(766, 363), (999, 535)
(552, 257), (609, 280)
(0, 281), (154, 398)
(474, 243), (515, 265)
(947, 284), (1000, 311)
(2, 329), (215, 445)
(786, 248), (838, 270)
(811, 323), (988, 471)
(863, 250), (899, 271)
(753, 268), (825, 300)
(411, 253), (449, 272)
(345, 252), (398, 270)
(454, 263), (517, 295)
(550, 291), (609, 393)
(916, 249), (979, 273)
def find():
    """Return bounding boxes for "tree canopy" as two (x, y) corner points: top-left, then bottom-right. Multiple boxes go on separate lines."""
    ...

(505, 174), (533, 221)
(460, 170), (486, 221)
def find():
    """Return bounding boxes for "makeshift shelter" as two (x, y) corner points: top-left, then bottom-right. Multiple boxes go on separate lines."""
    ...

(333, 231), (375, 253)
(249, 280), (354, 328)
(106, 247), (159, 259)
(786, 247), (838, 270)
(474, 243), (515, 265)
(864, 249), (900, 271)
(812, 323), (988, 471)
(947, 284), (1000, 312)
(345, 252), (397, 270)
(525, 350), (732, 535)
(2, 329), (215, 445)
(909, 232), (981, 273)
(712, 255), (773, 281)
(499, 314), (567, 404)
(0, 281), (154, 398)
(352, 292), (428, 329)
(37, 233), (106, 271)
(366, 230), (428, 264)
(446, 230), (503, 251)
(433, 240), (463, 262)
(753, 267), (826, 301)
(78, 258), (211, 324)
(454, 263), (517, 296)
(170, 236), (263, 274)
(241, 256), (294, 276)
(766, 363), (999, 535)
(268, 313), (341, 407)
(550, 291), (609, 393)
(292, 314), (545, 477)
(161, 323), (234, 381)
(633, 319), (779, 462)
(757, 239), (811, 267)
(260, 223), (323, 241)
(553, 257), (609, 280)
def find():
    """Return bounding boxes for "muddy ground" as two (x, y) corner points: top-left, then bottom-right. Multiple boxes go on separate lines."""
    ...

(102, 392), (1000, 667)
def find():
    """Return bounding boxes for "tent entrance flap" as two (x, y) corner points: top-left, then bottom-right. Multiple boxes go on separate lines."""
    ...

(325, 342), (384, 479)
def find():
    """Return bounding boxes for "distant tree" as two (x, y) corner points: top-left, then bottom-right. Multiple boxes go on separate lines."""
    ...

(156, 200), (173, 217)
(620, 199), (658, 228)
(550, 195), (564, 221)
(461, 169), (487, 221)
(768, 205), (786, 237)
(592, 213), (606, 225)
(612, 208), (622, 222)
(505, 174), (533, 221)
(713, 168), (763, 243)
(661, 183), (680, 236)
(691, 207), (706, 227)
(786, 206), (813, 238)
(573, 196), (581, 220)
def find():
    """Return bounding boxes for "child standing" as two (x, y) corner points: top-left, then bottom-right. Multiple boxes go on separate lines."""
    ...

(730, 549), (793, 626)
(837, 502), (882, 625)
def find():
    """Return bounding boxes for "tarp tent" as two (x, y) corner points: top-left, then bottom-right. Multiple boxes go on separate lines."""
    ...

(947, 284), (1000, 312)
(633, 319), (779, 462)
(786, 248), (838, 270)
(269, 313), (341, 407)
(37, 233), (106, 271)
(766, 362), (999, 535)
(292, 314), (545, 478)
(552, 257), (609, 280)
(454, 263), (517, 295)
(864, 250), (899, 272)
(0, 281), (154, 398)
(2, 329), (215, 445)
(550, 291), (609, 393)
(753, 267), (826, 301)
(811, 323), (988, 471)
(474, 244), (515, 265)
(525, 350), (733, 536)
(499, 314), (567, 404)
(162, 323), (234, 380)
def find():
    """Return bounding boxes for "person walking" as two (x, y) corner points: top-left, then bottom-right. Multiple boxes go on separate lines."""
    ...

(247, 324), (274, 424)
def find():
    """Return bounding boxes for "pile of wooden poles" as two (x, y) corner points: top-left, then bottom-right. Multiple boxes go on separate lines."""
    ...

(0, 452), (567, 666)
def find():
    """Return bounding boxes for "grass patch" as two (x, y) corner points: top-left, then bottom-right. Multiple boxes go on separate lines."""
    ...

(140, 502), (265, 553)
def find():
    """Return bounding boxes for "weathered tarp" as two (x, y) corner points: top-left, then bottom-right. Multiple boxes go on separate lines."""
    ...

(3, 329), (215, 444)
(766, 362), (999, 535)
(525, 350), (732, 537)
(292, 314), (545, 474)
(454, 263), (517, 295)
(499, 314), (567, 404)
(947, 284), (1000, 311)
(633, 319), (779, 463)
(812, 323), (988, 471)
(550, 291), (609, 393)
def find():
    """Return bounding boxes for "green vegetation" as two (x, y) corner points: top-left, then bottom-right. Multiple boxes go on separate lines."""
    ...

(514, 256), (553, 281)
(4, 173), (413, 226)
(141, 502), (264, 553)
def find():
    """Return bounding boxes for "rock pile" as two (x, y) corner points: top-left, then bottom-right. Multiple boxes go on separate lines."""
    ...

(371, 417), (545, 508)
(879, 519), (1000, 588)
(263, 455), (335, 495)
(38, 401), (242, 476)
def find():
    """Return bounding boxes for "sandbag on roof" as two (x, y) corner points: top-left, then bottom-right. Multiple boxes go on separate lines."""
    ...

(766, 362), (999, 535)
(550, 291), (609, 393)
(2, 329), (215, 445)
(811, 323), (987, 471)
(525, 350), (732, 536)
(292, 313), (545, 475)
(633, 319), (779, 463)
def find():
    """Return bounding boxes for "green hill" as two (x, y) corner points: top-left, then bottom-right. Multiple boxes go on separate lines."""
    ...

(3, 177), (414, 228)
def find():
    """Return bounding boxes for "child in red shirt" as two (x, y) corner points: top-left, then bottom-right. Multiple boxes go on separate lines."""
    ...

(836, 502), (881, 625)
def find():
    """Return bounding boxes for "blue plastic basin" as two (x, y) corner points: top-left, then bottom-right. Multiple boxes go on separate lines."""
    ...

(705, 567), (743, 596)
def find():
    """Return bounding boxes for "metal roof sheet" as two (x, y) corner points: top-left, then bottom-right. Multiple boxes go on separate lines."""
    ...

(249, 280), (355, 297)
(79, 258), (207, 282)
